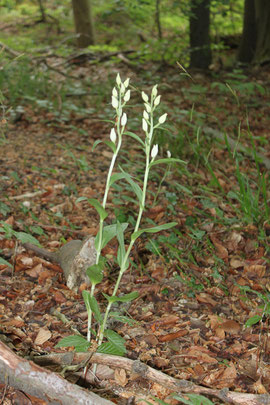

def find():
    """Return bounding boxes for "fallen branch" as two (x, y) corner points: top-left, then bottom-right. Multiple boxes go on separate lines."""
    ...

(33, 351), (270, 405)
(0, 341), (113, 405)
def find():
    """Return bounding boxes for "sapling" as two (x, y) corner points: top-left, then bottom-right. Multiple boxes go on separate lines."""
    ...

(56, 74), (183, 358)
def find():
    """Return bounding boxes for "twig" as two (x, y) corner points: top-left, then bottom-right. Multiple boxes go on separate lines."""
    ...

(33, 352), (270, 405)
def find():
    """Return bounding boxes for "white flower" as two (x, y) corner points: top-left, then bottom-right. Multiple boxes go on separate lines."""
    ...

(124, 90), (130, 102)
(112, 96), (118, 109)
(121, 113), (127, 126)
(142, 91), (149, 103)
(110, 128), (117, 143)
(120, 82), (125, 94)
(123, 78), (130, 88)
(158, 113), (167, 124)
(154, 95), (161, 106)
(144, 103), (151, 113)
(151, 144), (158, 159)
(116, 73), (121, 86)
(143, 110), (149, 121)
(142, 118), (148, 132)
(167, 150), (171, 158)
(112, 87), (118, 98)
(152, 85), (158, 98)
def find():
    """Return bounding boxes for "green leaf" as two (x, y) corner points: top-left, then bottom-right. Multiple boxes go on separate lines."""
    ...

(97, 341), (125, 356)
(172, 393), (215, 405)
(92, 139), (103, 151)
(245, 315), (262, 327)
(87, 295), (103, 324)
(55, 335), (90, 352)
(124, 131), (145, 147)
(88, 199), (108, 221)
(116, 221), (125, 267)
(13, 232), (41, 247)
(76, 196), (88, 203)
(86, 263), (104, 285)
(95, 223), (128, 250)
(103, 140), (116, 154)
(0, 257), (12, 268)
(105, 329), (126, 353)
(103, 291), (139, 303)
(149, 158), (186, 168)
(131, 222), (177, 241)
(109, 312), (136, 326)
(109, 172), (128, 187)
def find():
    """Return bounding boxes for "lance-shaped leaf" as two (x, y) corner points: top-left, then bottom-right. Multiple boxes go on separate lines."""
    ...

(149, 158), (186, 168)
(124, 131), (145, 147)
(131, 222), (177, 241)
(102, 291), (139, 303)
(118, 168), (143, 203)
(92, 139), (116, 153)
(95, 222), (129, 250)
(87, 198), (108, 221)
(116, 221), (125, 267)
(82, 292), (103, 324)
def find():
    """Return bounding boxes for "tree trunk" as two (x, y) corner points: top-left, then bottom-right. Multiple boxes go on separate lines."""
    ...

(238, 0), (257, 63)
(253, 0), (270, 64)
(189, 0), (212, 69)
(72, 0), (95, 48)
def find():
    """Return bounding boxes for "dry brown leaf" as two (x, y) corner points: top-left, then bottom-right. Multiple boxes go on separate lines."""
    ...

(34, 328), (52, 345)
(114, 368), (127, 387)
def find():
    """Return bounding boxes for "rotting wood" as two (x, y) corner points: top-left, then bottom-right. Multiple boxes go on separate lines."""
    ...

(0, 341), (114, 405)
(33, 352), (270, 405)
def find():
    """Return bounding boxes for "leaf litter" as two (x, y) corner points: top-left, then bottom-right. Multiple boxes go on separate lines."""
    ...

(0, 63), (270, 404)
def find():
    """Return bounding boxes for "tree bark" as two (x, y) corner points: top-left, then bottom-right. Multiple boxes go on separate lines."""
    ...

(72, 0), (95, 48)
(238, 0), (257, 63)
(0, 341), (113, 405)
(253, 0), (270, 64)
(189, 0), (212, 69)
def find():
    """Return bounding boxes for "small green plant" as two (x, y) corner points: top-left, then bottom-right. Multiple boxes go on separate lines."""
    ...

(0, 222), (41, 267)
(239, 285), (270, 328)
(141, 393), (214, 405)
(56, 74), (183, 358)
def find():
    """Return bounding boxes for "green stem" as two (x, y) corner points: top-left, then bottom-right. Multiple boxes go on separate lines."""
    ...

(97, 111), (154, 346)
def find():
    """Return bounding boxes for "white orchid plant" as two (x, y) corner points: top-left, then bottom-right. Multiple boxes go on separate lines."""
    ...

(56, 74), (183, 357)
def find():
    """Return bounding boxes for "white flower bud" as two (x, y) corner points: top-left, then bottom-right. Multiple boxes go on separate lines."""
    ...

(143, 110), (149, 121)
(158, 113), (167, 124)
(121, 112), (127, 126)
(112, 87), (118, 98)
(120, 82), (125, 94)
(167, 150), (171, 158)
(112, 96), (118, 109)
(124, 89), (130, 102)
(145, 103), (151, 113)
(151, 144), (158, 159)
(142, 91), (149, 103)
(142, 118), (148, 132)
(154, 95), (161, 106)
(116, 73), (121, 86)
(110, 128), (117, 143)
(152, 85), (158, 98)
(123, 78), (130, 88)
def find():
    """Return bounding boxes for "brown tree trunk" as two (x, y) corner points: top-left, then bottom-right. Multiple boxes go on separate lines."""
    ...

(189, 0), (212, 69)
(72, 0), (95, 48)
(238, 0), (257, 63)
(253, 0), (270, 64)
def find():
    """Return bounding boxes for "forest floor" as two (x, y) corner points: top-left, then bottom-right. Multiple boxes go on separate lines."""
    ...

(1, 53), (270, 405)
